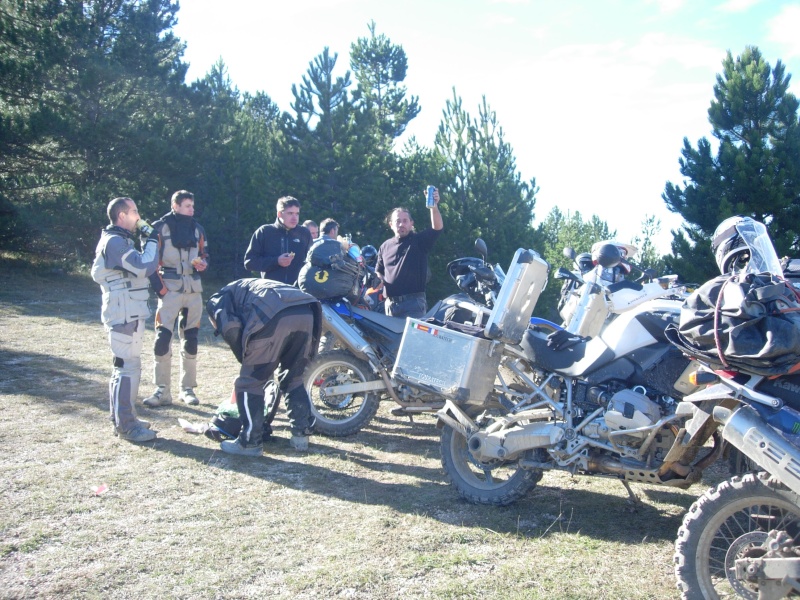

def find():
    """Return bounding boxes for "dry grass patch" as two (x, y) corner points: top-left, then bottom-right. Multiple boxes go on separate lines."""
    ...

(0, 265), (712, 598)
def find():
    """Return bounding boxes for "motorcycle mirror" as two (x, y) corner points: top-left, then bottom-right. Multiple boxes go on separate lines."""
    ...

(563, 247), (576, 260)
(592, 243), (622, 269)
(474, 238), (488, 261)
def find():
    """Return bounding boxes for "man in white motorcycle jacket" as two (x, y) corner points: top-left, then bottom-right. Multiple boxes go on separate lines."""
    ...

(91, 197), (160, 443)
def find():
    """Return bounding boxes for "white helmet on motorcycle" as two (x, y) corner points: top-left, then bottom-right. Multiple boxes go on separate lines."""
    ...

(712, 216), (783, 275)
(712, 216), (756, 274)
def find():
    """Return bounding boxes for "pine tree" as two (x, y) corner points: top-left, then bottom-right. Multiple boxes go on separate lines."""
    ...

(0, 0), (189, 257)
(663, 46), (800, 282)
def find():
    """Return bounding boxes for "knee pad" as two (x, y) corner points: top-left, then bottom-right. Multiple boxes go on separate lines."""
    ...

(153, 326), (173, 356)
(182, 327), (199, 355)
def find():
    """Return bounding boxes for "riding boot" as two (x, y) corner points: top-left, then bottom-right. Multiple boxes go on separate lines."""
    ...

(180, 350), (197, 390)
(153, 352), (172, 397)
(111, 356), (142, 432)
(285, 385), (315, 436)
(235, 391), (265, 447)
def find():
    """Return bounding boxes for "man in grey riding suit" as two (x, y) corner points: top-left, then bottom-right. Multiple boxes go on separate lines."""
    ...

(206, 278), (321, 456)
(143, 190), (209, 407)
(91, 197), (160, 443)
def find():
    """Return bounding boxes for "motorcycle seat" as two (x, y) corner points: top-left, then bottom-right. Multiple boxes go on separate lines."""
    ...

(349, 305), (407, 334)
(520, 327), (614, 377)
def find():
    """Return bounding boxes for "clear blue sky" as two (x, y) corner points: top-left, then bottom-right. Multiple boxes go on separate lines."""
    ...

(173, 0), (800, 254)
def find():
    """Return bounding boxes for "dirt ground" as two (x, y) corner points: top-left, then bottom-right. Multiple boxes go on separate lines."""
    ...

(0, 266), (706, 598)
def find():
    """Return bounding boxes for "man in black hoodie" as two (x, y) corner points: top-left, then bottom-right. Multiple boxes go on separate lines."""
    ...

(143, 190), (210, 408)
(243, 196), (312, 285)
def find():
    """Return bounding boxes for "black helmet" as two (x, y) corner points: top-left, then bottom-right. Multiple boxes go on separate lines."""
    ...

(361, 244), (377, 266)
(712, 216), (754, 274)
(591, 243), (621, 269)
(576, 253), (594, 274)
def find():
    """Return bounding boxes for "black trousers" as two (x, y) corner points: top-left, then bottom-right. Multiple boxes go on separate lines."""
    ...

(234, 305), (315, 443)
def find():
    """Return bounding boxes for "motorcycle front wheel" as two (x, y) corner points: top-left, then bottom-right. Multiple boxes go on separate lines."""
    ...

(440, 414), (542, 506)
(304, 350), (381, 437)
(674, 471), (800, 599)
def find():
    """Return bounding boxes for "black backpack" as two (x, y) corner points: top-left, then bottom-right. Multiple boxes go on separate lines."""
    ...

(665, 272), (800, 376)
(298, 238), (361, 300)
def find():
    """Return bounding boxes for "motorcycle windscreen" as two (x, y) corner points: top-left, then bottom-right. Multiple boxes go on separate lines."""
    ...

(738, 219), (783, 277)
(484, 248), (549, 345)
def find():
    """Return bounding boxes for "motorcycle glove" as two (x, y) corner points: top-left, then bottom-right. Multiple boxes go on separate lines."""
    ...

(547, 329), (589, 351)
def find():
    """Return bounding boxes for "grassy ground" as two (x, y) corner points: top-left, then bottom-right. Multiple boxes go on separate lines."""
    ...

(0, 262), (715, 599)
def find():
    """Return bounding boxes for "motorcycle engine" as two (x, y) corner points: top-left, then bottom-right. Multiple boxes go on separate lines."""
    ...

(602, 388), (662, 438)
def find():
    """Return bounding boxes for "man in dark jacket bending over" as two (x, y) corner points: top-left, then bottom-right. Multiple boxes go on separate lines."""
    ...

(206, 278), (321, 456)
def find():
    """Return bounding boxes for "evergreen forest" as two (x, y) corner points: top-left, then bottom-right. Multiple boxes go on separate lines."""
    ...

(3, 2), (800, 314)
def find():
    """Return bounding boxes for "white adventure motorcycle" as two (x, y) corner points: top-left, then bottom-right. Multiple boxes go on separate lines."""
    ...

(436, 242), (704, 506)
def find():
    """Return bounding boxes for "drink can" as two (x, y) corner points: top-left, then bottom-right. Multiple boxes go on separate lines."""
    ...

(426, 185), (436, 208)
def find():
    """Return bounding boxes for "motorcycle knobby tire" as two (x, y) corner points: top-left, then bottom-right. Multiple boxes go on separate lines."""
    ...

(439, 418), (542, 506)
(674, 470), (800, 599)
(303, 350), (381, 437)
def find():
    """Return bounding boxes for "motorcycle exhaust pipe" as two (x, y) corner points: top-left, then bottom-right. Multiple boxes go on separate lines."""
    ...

(713, 405), (800, 497)
(321, 304), (379, 360)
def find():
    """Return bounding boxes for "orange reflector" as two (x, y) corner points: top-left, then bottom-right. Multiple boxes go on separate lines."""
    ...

(689, 371), (719, 385)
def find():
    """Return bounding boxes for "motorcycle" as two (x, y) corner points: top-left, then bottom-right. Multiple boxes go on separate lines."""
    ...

(664, 218), (800, 599)
(435, 242), (705, 506)
(304, 239), (516, 437)
(556, 241), (687, 338)
(670, 364), (800, 599)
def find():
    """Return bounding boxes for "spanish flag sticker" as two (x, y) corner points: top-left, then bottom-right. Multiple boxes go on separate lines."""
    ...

(413, 323), (439, 336)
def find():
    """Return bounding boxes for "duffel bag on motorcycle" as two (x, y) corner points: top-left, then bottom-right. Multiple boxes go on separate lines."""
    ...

(298, 238), (361, 300)
(665, 272), (800, 376)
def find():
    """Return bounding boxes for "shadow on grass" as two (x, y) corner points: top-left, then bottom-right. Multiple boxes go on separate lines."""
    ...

(0, 347), (106, 399)
(143, 419), (690, 545)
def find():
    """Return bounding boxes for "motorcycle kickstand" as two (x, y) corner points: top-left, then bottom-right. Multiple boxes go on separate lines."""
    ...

(390, 406), (415, 423)
(620, 480), (642, 507)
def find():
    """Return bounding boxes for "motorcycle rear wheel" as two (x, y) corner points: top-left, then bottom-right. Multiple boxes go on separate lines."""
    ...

(674, 471), (800, 599)
(440, 412), (542, 506)
(304, 350), (381, 437)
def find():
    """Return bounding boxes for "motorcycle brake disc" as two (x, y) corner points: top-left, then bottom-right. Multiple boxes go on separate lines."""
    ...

(724, 530), (769, 599)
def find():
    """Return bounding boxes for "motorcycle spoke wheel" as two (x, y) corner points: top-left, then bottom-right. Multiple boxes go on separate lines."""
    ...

(440, 418), (541, 506)
(674, 471), (800, 600)
(304, 350), (381, 437)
